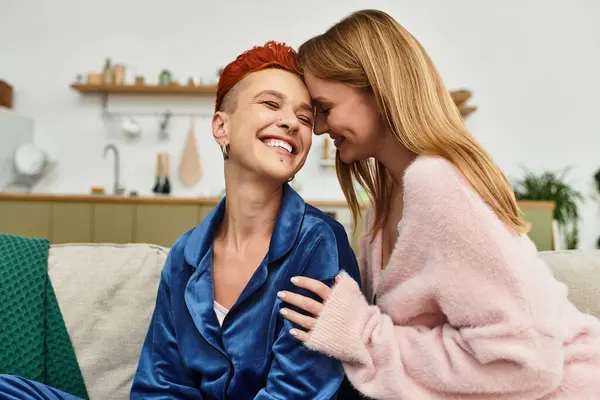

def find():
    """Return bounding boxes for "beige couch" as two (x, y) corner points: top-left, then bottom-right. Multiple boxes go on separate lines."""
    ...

(47, 243), (600, 400)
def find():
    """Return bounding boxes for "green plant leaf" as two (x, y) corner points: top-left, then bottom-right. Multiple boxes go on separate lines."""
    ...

(513, 166), (583, 249)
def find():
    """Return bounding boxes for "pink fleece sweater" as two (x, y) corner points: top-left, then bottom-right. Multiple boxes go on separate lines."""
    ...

(306, 156), (600, 399)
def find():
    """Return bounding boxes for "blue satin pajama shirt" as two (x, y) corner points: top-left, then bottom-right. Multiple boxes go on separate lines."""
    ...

(130, 184), (362, 399)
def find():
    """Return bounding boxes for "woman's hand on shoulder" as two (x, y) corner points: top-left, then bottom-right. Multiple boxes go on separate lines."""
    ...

(277, 275), (341, 342)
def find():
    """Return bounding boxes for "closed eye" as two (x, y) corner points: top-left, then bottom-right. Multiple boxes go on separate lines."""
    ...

(263, 101), (280, 109)
(316, 103), (331, 115)
(298, 116), (313, 127)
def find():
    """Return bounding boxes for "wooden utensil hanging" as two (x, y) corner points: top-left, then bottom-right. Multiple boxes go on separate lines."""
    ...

(459, 105), (477, 118)
(152, 153), (162, 194)
(162, 152), (172, 195)
(450, 89), (472, 107)
(178, 118), (202, 187)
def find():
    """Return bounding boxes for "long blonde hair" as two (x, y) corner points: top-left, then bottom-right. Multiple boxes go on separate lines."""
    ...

(297, 9), (528, 237)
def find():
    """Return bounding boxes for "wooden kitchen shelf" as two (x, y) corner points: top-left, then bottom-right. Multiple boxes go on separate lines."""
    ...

(71, 84), (472, 110)
(73, 84), (468, 100)
(70, 83), (217, 96)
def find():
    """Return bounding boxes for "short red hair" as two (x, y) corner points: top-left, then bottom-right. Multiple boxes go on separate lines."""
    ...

(215, 41), (301, 112)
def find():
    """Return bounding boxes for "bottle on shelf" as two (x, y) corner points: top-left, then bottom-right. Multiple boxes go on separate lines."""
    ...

(102, 58), (113, 85)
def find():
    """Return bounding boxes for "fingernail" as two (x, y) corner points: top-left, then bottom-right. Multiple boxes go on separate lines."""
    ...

(280, 308), (288, 316)
(290, 329), (298, 336)
(277, 291), (286, 299)
(291, 277), (300, 284)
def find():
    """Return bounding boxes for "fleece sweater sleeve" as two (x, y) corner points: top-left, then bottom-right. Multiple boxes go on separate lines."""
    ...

(305, 157), (565, 400)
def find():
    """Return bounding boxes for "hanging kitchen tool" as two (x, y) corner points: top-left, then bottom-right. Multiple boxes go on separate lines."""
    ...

(161, 152), (172, 195)
(121, 116), (141, 139)
(450, 89), (471, 107)
(158, 110), (172, 141)
(4, 143), (56, 193)
(152, 152), (163, 194)
(178, 118), (202, 187)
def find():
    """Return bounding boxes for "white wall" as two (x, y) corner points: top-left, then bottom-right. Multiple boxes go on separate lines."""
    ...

(1, 0), (599, 248)
(0, 109), (35, 190)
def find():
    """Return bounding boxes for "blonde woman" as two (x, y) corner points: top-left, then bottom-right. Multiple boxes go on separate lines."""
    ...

(278, 9), (600, 399)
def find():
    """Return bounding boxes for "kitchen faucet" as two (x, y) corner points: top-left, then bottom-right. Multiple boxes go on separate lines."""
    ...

(103, 144), (125, 195)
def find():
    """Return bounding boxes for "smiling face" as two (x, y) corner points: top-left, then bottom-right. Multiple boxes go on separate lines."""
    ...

(304, 71), (387, 163)
(212, 68), (314, 183)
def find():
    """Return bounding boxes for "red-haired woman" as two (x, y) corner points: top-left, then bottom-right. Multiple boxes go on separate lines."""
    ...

(0, 41), (361, 400)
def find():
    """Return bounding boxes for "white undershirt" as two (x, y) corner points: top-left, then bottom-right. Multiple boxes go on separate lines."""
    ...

(214, 301), (229, 327)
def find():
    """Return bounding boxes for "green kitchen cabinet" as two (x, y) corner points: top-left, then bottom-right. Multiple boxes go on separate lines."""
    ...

(520, 204), (554, 251)
(0, 196), (555, 253)
(135, 204), (200, 247)
(198, 205), (213, 224)
(93, 204), (135, 244)
(0, 201), (52, 240)
(348, 201), (555, 256)
(52, 203), (93, 244)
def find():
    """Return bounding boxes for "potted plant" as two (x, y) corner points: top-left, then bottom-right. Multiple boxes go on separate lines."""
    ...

(513, 167), (583, 250)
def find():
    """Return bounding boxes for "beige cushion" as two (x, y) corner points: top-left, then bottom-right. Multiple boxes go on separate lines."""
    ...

(539, 250), (600, 319)
(48, 243), (168, 400)
(44, 243), (599, 400)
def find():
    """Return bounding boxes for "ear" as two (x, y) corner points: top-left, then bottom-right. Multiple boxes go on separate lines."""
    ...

(212, 111), (229, 147)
